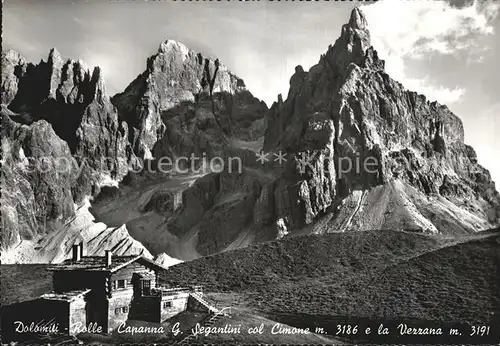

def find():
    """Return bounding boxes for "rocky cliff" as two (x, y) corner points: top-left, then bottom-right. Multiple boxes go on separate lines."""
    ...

(112, 40), (267, 161)
(2, 48), (130, 184)
(260, 8), (500, 234)
(1, 109), (75, 249)
(126, 8), (499, 257)
(1, 50), (146, 261)
(0, 43), (268, 262)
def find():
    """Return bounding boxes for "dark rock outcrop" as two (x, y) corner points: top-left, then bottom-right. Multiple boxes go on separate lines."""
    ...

(168, 167), (269, 256)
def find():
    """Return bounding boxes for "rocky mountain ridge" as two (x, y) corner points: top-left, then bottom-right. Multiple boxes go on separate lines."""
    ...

(2, 48), (130, 181)
(1, 7), (499, 264)
(112, 39), (268, 161)
(260, 8), (499, 233)
(1, 48), (136, 260)
(1, 40), (268, 263)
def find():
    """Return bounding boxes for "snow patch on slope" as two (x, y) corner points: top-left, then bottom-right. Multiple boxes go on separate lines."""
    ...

(1, 197), (152, 264)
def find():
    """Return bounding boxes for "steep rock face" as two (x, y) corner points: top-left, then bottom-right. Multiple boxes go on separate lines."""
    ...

(262, 8), (499, 232)
(0, 110), (152, 262)
(0, 50), (141, 260)
(168, 167), (270, 256)
(2, 48), (130, 183)
(1, 111), (75, 250)
(1, 50), (28, 105)
(113, 40), (267, 160)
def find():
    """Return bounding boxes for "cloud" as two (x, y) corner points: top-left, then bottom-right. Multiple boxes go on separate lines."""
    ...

(362, 0), (499, 104)
(403, 78), (465, 105)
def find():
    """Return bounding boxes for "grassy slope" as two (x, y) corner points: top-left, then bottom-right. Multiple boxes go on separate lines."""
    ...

(161, 229), (444, 292)
(162, 229), (500, 323)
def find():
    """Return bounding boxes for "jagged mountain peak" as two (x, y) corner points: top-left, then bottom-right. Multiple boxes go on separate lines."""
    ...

(342, 7), (371, 48)
(263, 6), (499, 234)
(1, 47), (133, 260)
(2, 49), (27, 62)
(48, 47), (62, 63)
(156, 39), (231, 75)
(89, 65), (109, 97)
(10, 48), (112, 108)
(348, 7), (368, 31)
(149, 38), (247, 90)
(2, 45), (129, 180)
(158, 39), (190, 56)
(2, 50), (28, 105)
(318, 6), (377, 75)
(113, 38), (266, 159)
(44, 48), (108, 86)
(47, 47), (88, 71)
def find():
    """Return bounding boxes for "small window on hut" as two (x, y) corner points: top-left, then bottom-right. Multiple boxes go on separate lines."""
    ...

(116, 279), (126, 289)
(122, 306), (129, 313)
(115, 308), (121, 315)
(163, 301), (172, 309)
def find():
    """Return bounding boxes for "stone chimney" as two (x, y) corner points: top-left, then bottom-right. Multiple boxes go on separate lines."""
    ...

(105, 250), (112, 267)
(72, 244), (81, 262)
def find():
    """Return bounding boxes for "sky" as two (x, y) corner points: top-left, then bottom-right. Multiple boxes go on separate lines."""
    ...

(3, 0), (499, 187)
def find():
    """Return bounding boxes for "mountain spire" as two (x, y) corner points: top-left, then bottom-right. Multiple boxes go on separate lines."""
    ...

(319, 6), (373, 75)
(348, 7), (368, 31)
